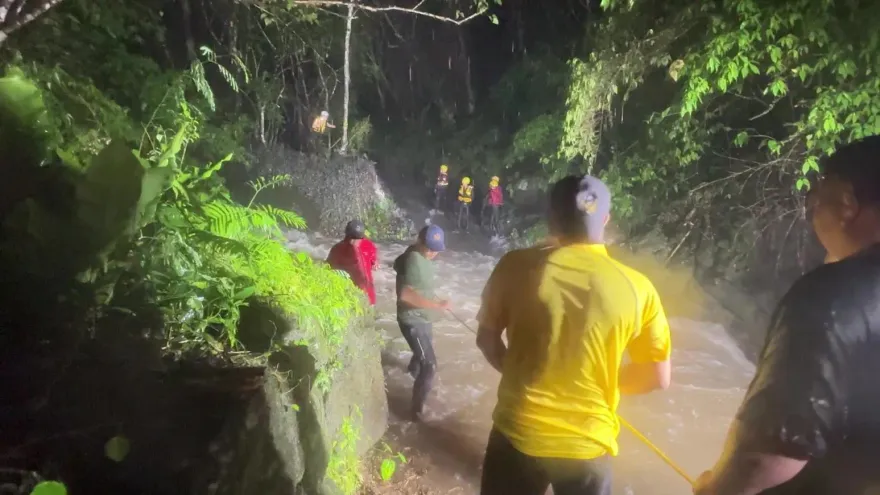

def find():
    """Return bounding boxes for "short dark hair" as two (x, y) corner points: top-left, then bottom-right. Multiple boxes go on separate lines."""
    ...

(821, 136), (880, 204)
(345, 219), (366, 239)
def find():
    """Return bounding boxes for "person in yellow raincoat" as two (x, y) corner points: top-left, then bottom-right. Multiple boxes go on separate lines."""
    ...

(311, 110), (336, 134)
(457, 176), (474, 232)
(434, 164), (450, 211)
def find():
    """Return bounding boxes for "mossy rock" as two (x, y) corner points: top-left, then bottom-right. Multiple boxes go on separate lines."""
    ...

(203, 302), (387, 495)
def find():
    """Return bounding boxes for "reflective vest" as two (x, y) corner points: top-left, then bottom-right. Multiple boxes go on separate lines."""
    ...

(458, 184), (474, 203)
(436, 172), (448, 187)
(311, 116), (328, 133)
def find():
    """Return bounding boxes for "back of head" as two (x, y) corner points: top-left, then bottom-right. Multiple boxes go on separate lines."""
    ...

(548, 175), (611, 243)
(344, 219), (366, 239)
(821, 136), (880, 207)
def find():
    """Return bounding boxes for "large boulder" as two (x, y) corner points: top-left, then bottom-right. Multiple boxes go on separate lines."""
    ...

(198, 302), (388, 495)
(256, 146), (414, 239)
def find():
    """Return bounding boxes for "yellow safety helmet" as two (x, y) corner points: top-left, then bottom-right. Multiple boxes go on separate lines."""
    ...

(490, 176), (500, 184)
(462, 176), (471, 185)
(440, 164), (448, 173)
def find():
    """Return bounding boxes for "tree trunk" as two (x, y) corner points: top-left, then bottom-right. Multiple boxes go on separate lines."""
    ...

(339, 0), (355, 154)
(458, 28), (475, 115)
(0, 0), (66, 45)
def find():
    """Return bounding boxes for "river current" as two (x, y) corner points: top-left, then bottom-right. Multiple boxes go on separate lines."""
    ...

(287, 228), (755, 495)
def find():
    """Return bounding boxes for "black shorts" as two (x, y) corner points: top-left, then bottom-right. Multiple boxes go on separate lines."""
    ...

(481, 428), (612, 495)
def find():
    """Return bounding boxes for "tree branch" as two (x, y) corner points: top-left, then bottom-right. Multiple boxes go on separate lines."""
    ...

(289, 0), (487, 25)
(0, 0), (65, 44)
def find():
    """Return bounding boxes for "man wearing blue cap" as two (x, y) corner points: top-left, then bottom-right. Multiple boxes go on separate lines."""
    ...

(476, 175), (673, 495)
(393, 224), (450, 421)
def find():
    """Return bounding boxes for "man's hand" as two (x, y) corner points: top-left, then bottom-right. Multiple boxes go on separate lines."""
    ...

(436, 299), (450, 310)
(693, 470), (714, 494)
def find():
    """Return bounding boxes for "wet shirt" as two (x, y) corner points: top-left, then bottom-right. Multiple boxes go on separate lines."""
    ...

(394, 246), (435, 323)
(477, 243), (671, 459)
(326, 238), (378, 305)
(735, 244), (880, 494)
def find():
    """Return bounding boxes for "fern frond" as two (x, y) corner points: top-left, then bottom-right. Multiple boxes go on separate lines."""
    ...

(246, 208), (283, 235)
(189, 61), (216, 111)
(203, 201), (249, 237)
(231, 53), (251, 83)
(216, 64), (239, 93)
(199, 46), (217, 63)
(256, 204), (306, 229)
(187, 230), (249, 256)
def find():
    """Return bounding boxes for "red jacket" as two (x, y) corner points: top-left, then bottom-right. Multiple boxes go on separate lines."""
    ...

(326, 237), (378, 305)
(488, 186), (504, 206)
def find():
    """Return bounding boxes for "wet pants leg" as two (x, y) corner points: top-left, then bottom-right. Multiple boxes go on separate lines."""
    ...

(398, 319), (437, 416)
(490, 205), (500, 232)
(434, 186), (446, 210)
(480, 428), (612, 495)
(458, 203), (470, 231)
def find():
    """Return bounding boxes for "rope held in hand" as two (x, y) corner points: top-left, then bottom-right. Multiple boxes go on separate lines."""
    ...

(618, 416), (695, 486)
(446, 309), (695, 487)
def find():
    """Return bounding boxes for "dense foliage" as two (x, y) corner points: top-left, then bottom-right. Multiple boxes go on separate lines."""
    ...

(0, 64), (365, 361)
(372, 0), (877, 293)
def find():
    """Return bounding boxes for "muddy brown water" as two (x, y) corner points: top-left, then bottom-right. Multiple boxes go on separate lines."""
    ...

(287, 231), (755, 495)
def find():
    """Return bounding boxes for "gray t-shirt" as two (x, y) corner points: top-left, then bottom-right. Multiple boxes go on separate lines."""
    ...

(394, 246), (435, 323)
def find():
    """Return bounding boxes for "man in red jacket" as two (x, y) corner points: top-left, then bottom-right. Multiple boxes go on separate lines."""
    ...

(326, 220), (379, 305)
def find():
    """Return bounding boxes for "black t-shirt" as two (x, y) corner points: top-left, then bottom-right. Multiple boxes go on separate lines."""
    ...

(737, 244), (880, 494)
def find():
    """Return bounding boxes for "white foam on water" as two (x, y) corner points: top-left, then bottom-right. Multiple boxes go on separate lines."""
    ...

(288, 229), (755, 494)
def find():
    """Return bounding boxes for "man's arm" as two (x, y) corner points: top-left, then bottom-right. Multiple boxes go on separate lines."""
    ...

(399, 253), (447, 310)
(476, 255), (510, 373)
(695, 287), (846, 495)
(696, 421), (807, 495)
(399, 286), (447, 310)
(621, 283), (672, 395)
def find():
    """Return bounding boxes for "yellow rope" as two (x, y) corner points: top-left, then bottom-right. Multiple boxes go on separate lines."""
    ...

(619, 416), (695, 486)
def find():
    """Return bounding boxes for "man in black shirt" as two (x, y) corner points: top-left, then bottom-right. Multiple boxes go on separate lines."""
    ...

(694, 136), (880, 495)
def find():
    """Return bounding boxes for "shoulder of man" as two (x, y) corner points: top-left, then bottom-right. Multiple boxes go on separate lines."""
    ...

(779, 257), (874, 318)
(606, 256), (657, 294)
(495, 245), (555, 273)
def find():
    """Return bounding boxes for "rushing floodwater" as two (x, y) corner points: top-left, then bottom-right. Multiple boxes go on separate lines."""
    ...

(287, 229), (755, 495)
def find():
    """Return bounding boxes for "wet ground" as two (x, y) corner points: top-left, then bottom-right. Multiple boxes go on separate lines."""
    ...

(288, 225), (755, 495)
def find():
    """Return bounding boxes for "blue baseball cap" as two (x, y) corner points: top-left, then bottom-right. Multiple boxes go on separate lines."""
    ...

(419, 224), (446, 252)
(549, 175), (611, 242)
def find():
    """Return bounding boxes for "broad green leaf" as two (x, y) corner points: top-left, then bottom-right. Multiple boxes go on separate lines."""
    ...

(234, 286), (256, 300)
(137, 166), (175, 228)
(77, 141), (144, 252)
(30, 481), (67, 495)
(379, 459), (397, 481)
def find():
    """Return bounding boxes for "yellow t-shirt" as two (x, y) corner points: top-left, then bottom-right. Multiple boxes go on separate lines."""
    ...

(477, 243), (671, 459)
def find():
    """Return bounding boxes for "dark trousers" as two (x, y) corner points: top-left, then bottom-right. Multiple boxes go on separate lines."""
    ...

(489, 205), (501, 231)
(457, 201), (471, 230)
(398, 318), (437, 415)
(481, 428), (612, 495)
(434, 185), (447, 210)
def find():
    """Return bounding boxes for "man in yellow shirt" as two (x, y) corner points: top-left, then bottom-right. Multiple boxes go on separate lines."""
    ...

(476, 175), (673, 495)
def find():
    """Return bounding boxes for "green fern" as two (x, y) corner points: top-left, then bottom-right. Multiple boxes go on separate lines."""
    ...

(256, 204), (306, 229)
(198, 45), (242, 94)
(189, 61), (215, 111)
